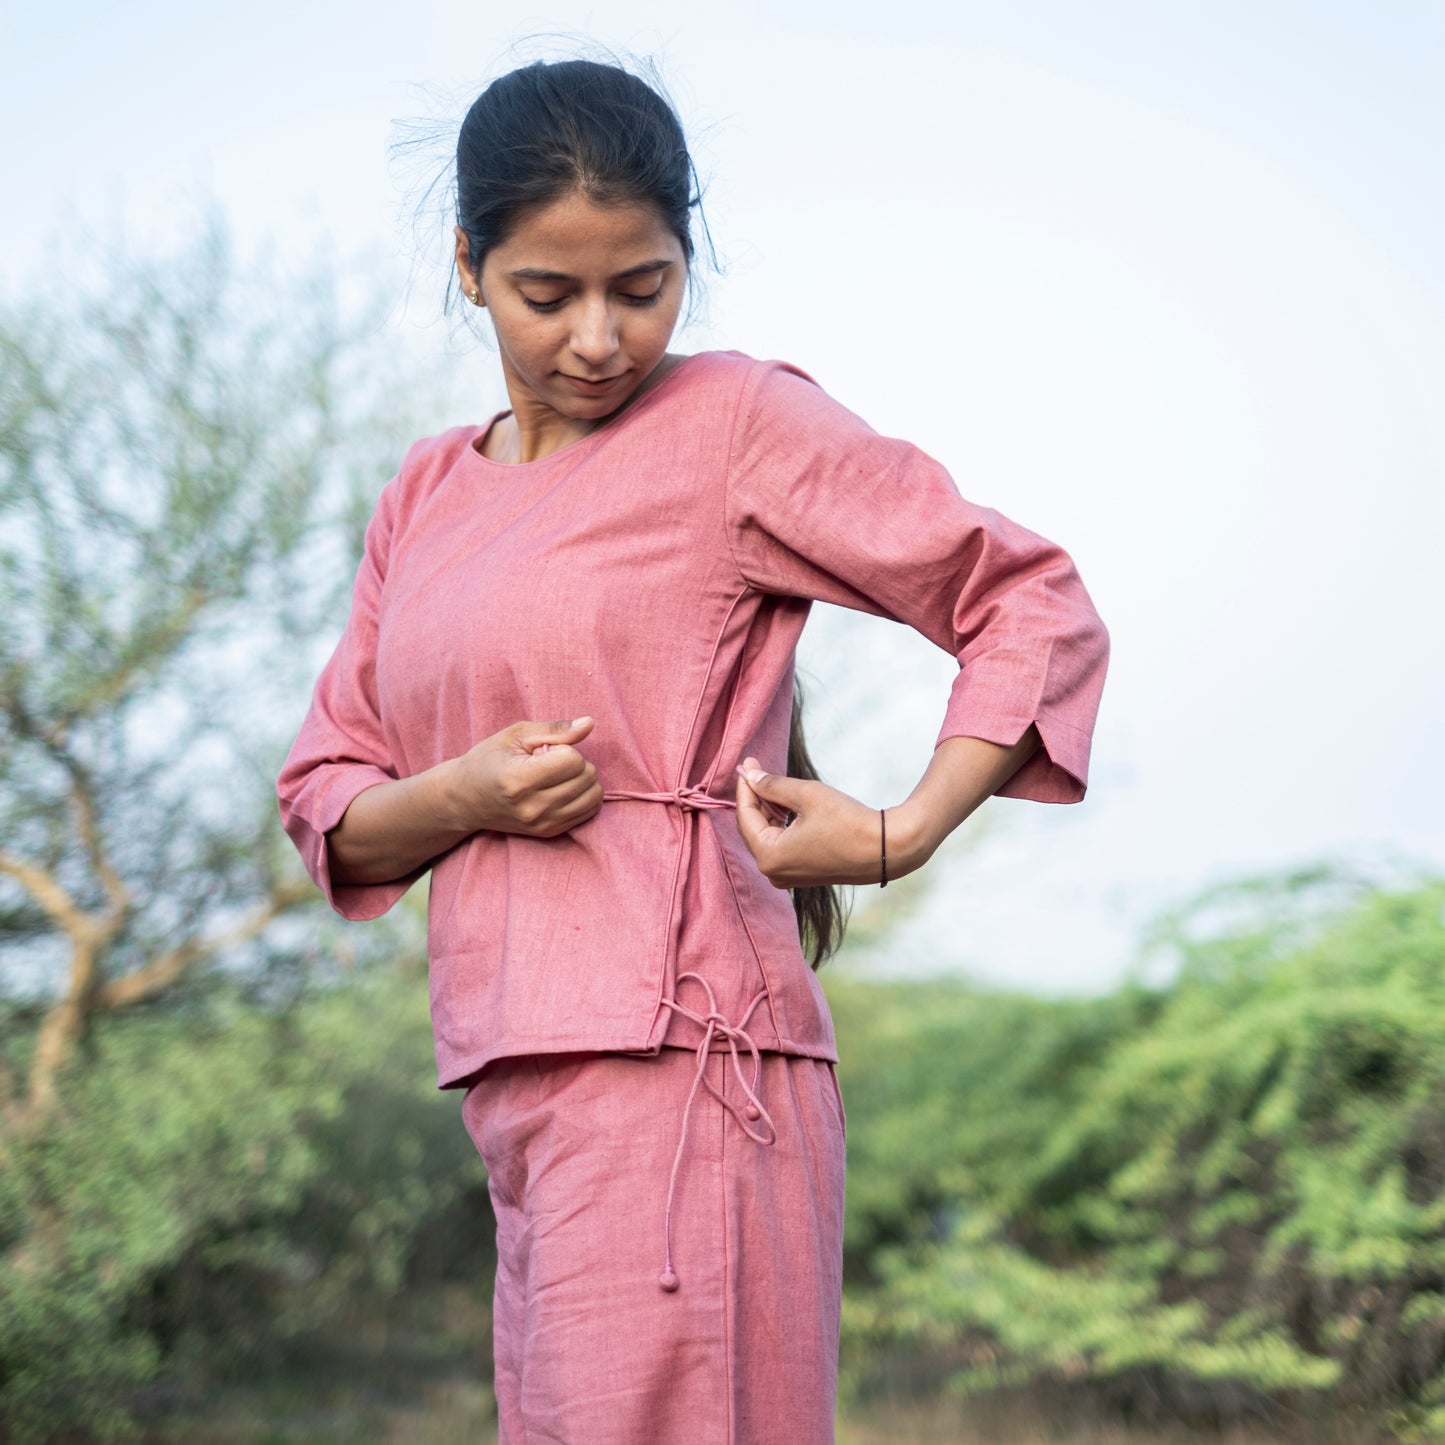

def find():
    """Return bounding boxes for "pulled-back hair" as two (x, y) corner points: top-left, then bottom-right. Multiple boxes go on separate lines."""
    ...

(450, 57), (847, 967)
(454, 59), (700, 304)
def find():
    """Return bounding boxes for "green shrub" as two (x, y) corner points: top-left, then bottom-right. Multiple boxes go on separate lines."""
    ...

(832, 873), (1445, 1438)
(0, 963), (488, 1442)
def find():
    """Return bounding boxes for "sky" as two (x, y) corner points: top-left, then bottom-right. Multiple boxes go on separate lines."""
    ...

(2, 0), (1441, 993)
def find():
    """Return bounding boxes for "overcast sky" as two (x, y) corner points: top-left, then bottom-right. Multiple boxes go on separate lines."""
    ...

(4, 0), (1441, 993)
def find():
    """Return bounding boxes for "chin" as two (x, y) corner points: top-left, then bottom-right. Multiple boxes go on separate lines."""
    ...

(554, 383), (644, 417)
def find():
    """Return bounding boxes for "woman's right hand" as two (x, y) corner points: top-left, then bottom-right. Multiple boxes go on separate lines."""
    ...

(328, 717), (601, 887)
(444, 716), (602, 838)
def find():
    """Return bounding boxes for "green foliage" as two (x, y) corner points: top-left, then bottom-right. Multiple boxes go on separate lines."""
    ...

(830, 871), (1445, 1434)
(7, 858), (1445, 1439)
(0, 211), (436, 1059)
(0, 964), (487, 1443)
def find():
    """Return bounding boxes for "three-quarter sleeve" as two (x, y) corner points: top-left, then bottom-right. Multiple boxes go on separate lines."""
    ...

(724, 361), (1110, 802)
(277, 473), (420, 918)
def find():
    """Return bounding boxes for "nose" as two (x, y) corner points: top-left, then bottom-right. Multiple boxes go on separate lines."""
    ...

(569, 296), (620, 369)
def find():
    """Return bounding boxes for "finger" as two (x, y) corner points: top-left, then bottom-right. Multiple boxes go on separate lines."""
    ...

(735, 766), (789, 857)
(734, 759), (790, 827)
(523, 744), (593, 791)
(515, 716), (595, 753)
(532, 780), (605, 836)
(537, 766), (599, 811)
(559, 785), (605, 828)
(736, 757), (808, 819)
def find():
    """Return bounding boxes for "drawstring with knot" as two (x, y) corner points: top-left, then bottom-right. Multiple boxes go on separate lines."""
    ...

(654, 972), (776, 1292)
(600, 784), (770, 1292)
(602, 785), (738, 814)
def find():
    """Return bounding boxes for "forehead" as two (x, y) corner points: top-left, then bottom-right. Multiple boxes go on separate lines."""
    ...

(488, 191), (683, 276)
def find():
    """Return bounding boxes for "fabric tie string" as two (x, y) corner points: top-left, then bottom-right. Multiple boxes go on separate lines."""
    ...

(654, 972), (776, 1292)
(603, 786), (738, 813)
(602, 782), (769, 1292)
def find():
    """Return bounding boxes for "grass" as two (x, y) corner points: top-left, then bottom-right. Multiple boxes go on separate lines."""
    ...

(148, 1390), (1351, 1445)
(137, 1282), (1367, 1443)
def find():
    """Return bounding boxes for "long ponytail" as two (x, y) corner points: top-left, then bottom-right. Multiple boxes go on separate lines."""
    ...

(786, 679), (850, 969)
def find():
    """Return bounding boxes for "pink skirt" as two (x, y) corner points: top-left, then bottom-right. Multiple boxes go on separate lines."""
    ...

(461, 1046), (847, 1444)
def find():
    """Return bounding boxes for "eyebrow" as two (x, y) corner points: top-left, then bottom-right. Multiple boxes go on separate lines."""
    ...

(508, 259), (674, 282)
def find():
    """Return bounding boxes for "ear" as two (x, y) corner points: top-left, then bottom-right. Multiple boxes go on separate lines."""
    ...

(454, 225), (484, 308)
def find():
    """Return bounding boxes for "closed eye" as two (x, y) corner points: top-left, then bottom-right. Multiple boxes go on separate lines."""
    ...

(519, 289), (665, 314)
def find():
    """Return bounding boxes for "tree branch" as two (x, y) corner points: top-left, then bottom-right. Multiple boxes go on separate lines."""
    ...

(0, 851), (99, 943)
(96, 878), (313, 1011)
(1, 839), (122, 1120)
(68, 760), (130, 925)
(24, 938), (101, 1119)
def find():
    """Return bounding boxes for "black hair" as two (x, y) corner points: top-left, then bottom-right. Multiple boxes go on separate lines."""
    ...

(452, 58), (705, 310)
(787, 681), (850, 969)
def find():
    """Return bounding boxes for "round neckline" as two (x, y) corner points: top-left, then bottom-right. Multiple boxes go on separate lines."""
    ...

(466, 352), (704, 470)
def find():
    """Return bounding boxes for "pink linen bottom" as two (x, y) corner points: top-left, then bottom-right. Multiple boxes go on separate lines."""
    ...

(461, 1047), (847, 1444)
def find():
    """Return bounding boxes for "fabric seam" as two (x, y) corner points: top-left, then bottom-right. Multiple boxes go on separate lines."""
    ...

(719, 358), (768, 592)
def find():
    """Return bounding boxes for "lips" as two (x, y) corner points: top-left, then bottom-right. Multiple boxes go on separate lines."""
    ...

(561, 371), (628, 391)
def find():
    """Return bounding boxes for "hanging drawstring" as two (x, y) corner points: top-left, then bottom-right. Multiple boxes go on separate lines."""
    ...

(653, 972), (776, 1292)
(600, 785), (773, 1292)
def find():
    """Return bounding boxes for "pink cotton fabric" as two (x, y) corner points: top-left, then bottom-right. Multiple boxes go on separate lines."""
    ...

(276, 349), (1111, 1089)
(463, 1047), (847, 1445)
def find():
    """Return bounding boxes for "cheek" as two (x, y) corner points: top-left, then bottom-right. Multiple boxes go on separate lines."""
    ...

(635, 300), (684, 348)
(495, 315), (558, 367)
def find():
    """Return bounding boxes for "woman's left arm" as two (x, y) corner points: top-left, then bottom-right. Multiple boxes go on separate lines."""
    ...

(724, 358), (1110, 888)
(734, 728), (1041, 888)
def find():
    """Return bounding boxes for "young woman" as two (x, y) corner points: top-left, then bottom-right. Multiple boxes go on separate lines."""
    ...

(278, 56), (1109, 1445)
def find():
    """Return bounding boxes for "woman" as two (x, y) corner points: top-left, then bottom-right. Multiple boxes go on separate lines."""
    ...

(278, 56), (1109, 1445)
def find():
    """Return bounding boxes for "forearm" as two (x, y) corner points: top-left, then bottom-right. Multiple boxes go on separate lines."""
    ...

(888, 726), (1043, 875)
(327, 760), (473, 887)
(326, 717), (603, 887)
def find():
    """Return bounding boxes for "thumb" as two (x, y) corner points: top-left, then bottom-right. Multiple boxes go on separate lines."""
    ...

(515, 716), (594, 754)
(736, 756), (807, 811)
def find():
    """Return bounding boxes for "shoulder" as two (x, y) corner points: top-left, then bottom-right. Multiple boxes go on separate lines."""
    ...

(674, 348), (820, 394)
(700, 353), (880, 458)
(391, 424), (480, 501)
(355, 424), (482, 560)
(663, 349), (839, 433)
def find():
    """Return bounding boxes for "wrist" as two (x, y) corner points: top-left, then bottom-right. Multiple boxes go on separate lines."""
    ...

(882, 798), (938, 878)
(428, 757), (478, 836)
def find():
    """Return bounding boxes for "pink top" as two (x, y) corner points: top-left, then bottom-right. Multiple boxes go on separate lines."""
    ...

(277, 350), (1110, 1089)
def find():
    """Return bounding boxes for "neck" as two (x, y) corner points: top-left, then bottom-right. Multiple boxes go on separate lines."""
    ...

(492, 399), (596, 465)
(486, 354), (687, 465)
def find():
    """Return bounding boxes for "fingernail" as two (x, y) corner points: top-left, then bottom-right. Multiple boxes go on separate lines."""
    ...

(571, 716), (590, 728)
(744, 769), (764, 786)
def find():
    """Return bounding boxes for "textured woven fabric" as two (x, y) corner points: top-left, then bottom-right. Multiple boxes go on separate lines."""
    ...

(463, 1046), (847, 1445)
(277, 350), (1110, 1087)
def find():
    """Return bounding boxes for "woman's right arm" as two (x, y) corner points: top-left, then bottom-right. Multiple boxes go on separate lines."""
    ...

(327, 716), (602, 886)
(279, 444), (602, 915)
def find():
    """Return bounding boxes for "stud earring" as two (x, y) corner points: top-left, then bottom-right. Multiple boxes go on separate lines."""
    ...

(469, 288), (481, 304)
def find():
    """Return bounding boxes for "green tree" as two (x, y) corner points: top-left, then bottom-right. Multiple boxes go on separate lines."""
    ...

(833, 867), (1445, 1441)
(0, 215), (429, 1119)
(0, 216), (473, 1439)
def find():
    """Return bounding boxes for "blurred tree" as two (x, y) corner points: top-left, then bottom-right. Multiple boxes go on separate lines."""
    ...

(0, 214), (433, 1121)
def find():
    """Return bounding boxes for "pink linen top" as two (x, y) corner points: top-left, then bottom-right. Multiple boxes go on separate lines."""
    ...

(277, 350), (1110, 1090)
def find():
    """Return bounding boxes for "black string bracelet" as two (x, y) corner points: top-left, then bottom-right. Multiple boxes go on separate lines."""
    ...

(879, 808), (888, 888)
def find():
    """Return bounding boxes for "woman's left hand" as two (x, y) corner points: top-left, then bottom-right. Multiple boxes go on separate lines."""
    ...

(734, 755), (903, 888)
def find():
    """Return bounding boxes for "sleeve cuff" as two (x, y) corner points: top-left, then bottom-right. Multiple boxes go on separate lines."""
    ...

(934, 669), (1093, 805)
(281, 764), (422, 920)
